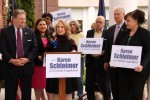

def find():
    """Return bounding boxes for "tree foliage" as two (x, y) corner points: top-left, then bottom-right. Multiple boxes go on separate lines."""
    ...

(7, 0), (35, 28)
(17, 0), (35, 28)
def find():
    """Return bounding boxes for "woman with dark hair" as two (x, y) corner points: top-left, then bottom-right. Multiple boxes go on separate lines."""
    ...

(32, 18), (52, 100)
(42, 13), (54, 33)
(118, 9), (150, 100)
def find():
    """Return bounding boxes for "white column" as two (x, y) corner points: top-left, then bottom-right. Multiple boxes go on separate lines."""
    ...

(87, 7), (96, 30)
(42, 0), (45, 13)
(83, 8), (88, 35)
(147, 1), (150, 100)
(109, 0), (137, 26)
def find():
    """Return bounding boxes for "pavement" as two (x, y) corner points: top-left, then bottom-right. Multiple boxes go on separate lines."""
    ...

(0, 88), (88, 100)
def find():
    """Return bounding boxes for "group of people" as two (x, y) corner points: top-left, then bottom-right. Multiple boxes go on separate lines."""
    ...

(82, 6), (150, 100)
(0, 6), (150, 100)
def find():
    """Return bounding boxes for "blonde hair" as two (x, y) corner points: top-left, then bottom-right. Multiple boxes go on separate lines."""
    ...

(113, 6), (125, 15)
(54, 19), (71, 39)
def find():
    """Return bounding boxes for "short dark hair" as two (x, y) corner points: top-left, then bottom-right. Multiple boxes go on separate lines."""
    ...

(42, 13), (53, 22)
(124, 9), (146, 25)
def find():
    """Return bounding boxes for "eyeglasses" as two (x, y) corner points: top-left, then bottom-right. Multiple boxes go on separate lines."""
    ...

(96, 21), (104, 24)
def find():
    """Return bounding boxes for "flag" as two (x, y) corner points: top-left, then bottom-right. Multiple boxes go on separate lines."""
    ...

(97, 0), (107, 28)
(16, 80), (21, 100)
(9, 0), (18, 25)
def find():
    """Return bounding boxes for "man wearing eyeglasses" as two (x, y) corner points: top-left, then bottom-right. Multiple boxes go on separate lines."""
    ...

(85, 16), (111, 100)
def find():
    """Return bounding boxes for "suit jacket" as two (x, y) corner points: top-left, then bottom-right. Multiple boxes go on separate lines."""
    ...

(121, 26), (150, 75)
(104, 22), (127, 62)
(85, 29), (107, 67)
(34, 30), (52, 66)
(0, 25), (37, 76)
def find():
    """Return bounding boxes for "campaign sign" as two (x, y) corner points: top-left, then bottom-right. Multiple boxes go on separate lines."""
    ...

(46, 53), (81, 78)
(78, 38), (103, 54)
(51, 9), (72, 25)
(110, 45), (142, 69)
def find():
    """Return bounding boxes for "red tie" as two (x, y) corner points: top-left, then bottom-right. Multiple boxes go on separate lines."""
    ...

(17, 28), (23, 58)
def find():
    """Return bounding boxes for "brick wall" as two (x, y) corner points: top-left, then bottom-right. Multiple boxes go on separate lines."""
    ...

(34, 0), (58, 20)
(0, 0), (6, 29)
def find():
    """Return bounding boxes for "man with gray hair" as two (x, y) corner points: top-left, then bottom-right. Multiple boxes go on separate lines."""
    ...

(0, 9), (37, 100)
(104, 6), (127, 100)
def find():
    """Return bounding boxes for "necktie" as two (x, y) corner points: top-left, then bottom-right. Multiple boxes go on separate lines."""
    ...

(17, 28), (23, 58)
(113, 25), (120, 44)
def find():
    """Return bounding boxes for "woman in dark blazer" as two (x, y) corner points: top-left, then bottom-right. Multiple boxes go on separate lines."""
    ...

(118, 9), (150, 100)
(32, 18), (52, 100)
(46, 19), (78, 100)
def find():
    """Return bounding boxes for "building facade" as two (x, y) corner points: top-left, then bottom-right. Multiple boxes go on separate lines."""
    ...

(58, 0), (148, 34)
(34, 0), (58, 20)
(0, 0), (7, 29)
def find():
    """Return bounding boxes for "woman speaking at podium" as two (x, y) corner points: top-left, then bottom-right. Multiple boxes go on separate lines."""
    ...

(46, 19), (78, 100)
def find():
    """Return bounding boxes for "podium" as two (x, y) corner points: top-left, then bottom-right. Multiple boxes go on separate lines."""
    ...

(45, 52), (81, 100)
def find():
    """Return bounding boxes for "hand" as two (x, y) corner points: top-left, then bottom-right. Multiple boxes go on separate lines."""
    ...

(135, 65), (143, 72)
(20, 58), (30, 65)
(111, 66), (117, 68)
(104, 62), (109, 71)
(71, 50), (76, 52)
(9, 59), (24, 66)
(100, 50), (105, 56)
(0, 53), (2, 60)
(38, 56), (43, 61)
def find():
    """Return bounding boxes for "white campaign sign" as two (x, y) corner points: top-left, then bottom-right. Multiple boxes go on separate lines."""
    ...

(51, 9), (72, 25)
(110, 45), (142, 69)
(78, 38), (103, 54)
(46, 53), (81, 78)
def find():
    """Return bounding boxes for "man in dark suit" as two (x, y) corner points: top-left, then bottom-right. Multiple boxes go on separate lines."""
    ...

(0, 9), (37, 100)
(104, 6), (126, 100)
(85, 16), (111, 100)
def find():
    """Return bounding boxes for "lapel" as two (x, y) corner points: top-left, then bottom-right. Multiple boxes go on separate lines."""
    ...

(101, 29), (106, 38)
(10, 25), (16, 42)
(35, 31), (44, 49)
(11, 25), (17, 50)
(22, 28), (27, 45)
(110, 25), (116, 44)
(117, 22), (126, 37)
(114, 22), (126, 44)
(90, 29), (95, 38)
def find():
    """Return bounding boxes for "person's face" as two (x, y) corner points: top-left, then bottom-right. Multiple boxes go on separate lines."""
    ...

(70, 22), (77, 33)
(114, 9), (124, 24)
(95, 17), (105, 30)
(44, 16), (52, 25)
(37, 20), (47, 33)
(56, 22), (65, 35)
(125, 15), (138, 29)
(13, 14), (26, 28)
